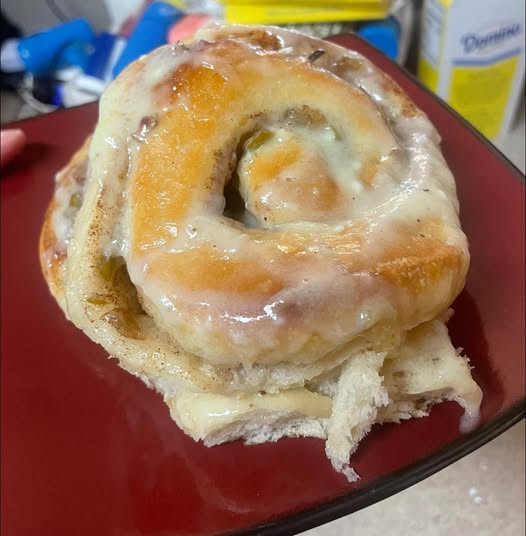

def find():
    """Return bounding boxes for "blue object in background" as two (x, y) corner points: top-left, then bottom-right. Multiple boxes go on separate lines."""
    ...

(17, 19), (94, 76)
(55, 41), (92, 73)
(112, 1), (183, 78)
(85, 32), (120, 80)
(357, 16), (401, 60)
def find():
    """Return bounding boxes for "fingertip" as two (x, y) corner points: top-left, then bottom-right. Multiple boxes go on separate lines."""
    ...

(1, 128), (27, 167)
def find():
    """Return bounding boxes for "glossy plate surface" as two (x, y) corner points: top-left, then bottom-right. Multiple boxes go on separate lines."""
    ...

(1, 35), (524, 536)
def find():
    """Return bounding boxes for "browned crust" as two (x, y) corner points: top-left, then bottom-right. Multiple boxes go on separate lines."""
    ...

(39, 27), (459, 349)
(39, 137), (91, 307)
(205, 26), (424, 124)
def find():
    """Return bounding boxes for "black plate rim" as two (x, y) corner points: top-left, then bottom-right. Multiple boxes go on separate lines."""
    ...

(226, 402), (525, 536)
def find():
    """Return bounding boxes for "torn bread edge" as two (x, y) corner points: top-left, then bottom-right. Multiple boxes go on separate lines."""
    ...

(164, 318), (482, 482)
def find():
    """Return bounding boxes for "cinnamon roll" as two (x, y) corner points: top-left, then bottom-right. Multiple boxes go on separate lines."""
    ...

(40, 25), (482, 481)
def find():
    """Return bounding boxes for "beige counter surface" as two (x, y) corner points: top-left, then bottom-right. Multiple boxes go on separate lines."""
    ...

(307, 420), (524, 536)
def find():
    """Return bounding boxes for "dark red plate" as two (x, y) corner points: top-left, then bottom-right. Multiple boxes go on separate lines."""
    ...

(1, 35), (524, 536)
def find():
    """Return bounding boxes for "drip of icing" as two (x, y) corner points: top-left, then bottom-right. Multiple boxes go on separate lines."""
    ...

(459, 406), (481, 434)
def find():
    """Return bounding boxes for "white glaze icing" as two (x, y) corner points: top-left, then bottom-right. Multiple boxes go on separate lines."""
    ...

(57, 26), (468, 369)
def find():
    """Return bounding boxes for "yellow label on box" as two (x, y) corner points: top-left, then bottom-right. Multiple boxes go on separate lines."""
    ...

(223, 3), (389, 24)
(448, 55), (518, 139)
(220, 0), (387, 4)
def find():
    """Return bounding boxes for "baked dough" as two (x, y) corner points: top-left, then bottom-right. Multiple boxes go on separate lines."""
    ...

(40, 25), (482, 480)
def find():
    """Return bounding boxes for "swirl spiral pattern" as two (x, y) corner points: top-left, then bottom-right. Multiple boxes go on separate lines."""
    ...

(40, 25), (481, 480)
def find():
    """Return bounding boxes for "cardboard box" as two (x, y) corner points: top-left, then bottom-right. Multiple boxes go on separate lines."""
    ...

(418, 0), (525, 140)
